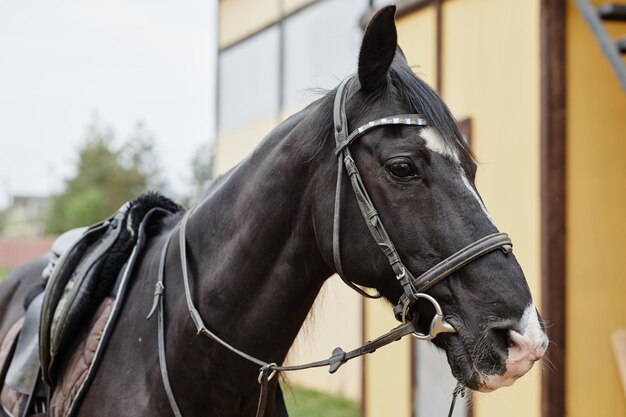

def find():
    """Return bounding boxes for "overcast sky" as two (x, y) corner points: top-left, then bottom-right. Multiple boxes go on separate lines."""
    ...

(0, 0), (217, 208)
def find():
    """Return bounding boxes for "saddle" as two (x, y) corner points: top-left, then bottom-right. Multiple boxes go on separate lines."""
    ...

(0, 192), (182, 417)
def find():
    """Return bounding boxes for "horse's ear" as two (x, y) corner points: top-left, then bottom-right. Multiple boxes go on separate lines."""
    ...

(358, 5), (397, 92)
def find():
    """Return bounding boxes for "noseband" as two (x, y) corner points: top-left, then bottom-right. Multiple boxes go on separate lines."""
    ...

(331, 77), (512, 340)
(150, 76), (514, 417)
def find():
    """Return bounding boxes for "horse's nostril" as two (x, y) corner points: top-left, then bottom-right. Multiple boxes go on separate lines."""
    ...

(491, 328), (513, 352)
(507, 332), (516, 348)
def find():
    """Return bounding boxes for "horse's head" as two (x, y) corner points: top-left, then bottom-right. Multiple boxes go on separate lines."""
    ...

(314, 6), (548, 392)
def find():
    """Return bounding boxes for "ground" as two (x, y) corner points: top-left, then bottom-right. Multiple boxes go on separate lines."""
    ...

(284, 386), (359, 417)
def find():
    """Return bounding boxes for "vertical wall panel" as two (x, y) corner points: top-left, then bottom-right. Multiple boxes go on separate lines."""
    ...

(218, 27), (280, 131)
(566, 2), (626, 416)
(283, 0), (367, 110)
(219, 0), (280, 48)
(441, 1), (542, 417)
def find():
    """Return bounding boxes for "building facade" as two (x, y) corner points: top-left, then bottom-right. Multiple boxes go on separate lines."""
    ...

(215, 1), (626, 417)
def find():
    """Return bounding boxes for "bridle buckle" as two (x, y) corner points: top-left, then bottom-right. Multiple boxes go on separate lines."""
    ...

(395, 266), (406, 281)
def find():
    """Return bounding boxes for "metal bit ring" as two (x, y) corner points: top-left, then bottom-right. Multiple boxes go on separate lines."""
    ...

(401, 293), (456, 340)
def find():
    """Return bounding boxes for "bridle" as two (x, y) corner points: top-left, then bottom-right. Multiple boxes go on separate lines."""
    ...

(331, 77), (512, 338)
(147, 76), (514, 417)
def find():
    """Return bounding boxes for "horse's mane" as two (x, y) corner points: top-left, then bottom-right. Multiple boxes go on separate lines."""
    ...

(301, 61), (475, 166)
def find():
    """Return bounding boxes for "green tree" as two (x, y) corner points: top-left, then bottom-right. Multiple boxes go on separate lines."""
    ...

(45, 120), (162, 234)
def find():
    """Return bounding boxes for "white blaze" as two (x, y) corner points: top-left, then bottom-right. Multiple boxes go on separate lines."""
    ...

(419, 127), (460, 163)
(419, 127), (497, 227)
(460, 174), (497, 227)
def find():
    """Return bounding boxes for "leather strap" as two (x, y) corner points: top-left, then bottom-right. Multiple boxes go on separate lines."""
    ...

(177, 207), (417, 374)
(331, 79), (381, 298)
(255, 364), (276, 417)
(152, 209), (416, 417)
(148, 230), (183, 417)
(412, 232), (512, 293)
(332, 77), (423, 299)
(335, 114), (427, 154)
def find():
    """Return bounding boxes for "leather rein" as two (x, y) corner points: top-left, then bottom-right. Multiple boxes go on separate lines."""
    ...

(147, 76), (513, 417)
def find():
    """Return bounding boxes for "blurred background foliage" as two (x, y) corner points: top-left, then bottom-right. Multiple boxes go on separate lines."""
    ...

(41, 119), (213, 234)
(0, 266), (10, 281)
(45, 120), (162, 233)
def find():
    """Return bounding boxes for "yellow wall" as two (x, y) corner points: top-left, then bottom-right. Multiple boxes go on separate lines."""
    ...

(214, 115), (279, 175)
(441, 1), (542, 416)
(566, 2), (626, 416)
(218, 1), (626, 415)
(397, 7), (438, 87)
(219, 0), (280, 49)
(219, 0), (316, 49)
(286, 277), (363, 401)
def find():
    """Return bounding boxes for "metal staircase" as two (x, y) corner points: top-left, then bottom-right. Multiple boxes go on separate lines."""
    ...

(574, 1), (626, 91)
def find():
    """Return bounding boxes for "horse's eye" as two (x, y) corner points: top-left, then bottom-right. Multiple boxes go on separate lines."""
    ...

(388, 161), (417, 179)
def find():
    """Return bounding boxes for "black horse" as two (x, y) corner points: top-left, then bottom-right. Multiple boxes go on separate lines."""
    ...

(0, 6), (547, 417)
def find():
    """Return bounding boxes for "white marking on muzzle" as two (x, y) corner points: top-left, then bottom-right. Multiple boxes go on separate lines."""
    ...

(481, 304), (548, 392)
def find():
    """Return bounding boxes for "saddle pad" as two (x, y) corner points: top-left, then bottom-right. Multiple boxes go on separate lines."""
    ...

(49, 298), (113, 417)
(40, 192), (182, 386)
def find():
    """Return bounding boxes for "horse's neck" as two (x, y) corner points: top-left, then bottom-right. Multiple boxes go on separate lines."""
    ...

(168, 110), (333, 385)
